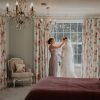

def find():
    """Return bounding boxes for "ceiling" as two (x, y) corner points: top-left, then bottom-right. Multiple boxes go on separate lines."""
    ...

(0, 0), (100, 17)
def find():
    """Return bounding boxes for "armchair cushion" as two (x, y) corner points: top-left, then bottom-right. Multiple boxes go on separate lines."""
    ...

(12, 72), (33, 78)
(15, 63), (25, 72)
(8, 58), (24, 72)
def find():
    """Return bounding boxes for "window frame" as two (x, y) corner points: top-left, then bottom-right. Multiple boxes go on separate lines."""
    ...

(51, 19), (83, 67)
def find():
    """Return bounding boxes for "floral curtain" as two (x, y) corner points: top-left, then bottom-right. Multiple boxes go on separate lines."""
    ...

(0, 16), (7, 90)
(33, 18), (51, 82)
(83, 18), (100, 78)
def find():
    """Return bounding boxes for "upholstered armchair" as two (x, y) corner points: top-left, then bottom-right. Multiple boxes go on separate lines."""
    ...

(8, 58), (33, 87)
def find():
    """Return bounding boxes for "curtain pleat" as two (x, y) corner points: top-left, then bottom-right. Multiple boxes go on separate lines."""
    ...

(33, 18), (51, 82)
(83, 18), (100, 78)
(0, 17), (7, 89)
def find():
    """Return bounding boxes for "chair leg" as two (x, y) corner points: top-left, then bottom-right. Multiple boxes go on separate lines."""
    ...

(31, 78), (33, 85)
(13, 80), (16, 88)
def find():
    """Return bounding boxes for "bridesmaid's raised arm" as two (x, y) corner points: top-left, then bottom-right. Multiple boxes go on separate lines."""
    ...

(52, 41), (65, 49)
(47, 37), (65, 49)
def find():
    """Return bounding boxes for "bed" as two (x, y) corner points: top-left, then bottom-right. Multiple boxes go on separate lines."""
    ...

(25, 77), (100, 100)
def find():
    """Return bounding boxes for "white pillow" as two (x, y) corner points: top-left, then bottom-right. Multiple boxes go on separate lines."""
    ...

(15, 63), (25, 72)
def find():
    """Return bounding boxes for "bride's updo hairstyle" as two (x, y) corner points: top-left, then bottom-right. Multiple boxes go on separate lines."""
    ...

(47, 38), (54, 44)
(63, 37), (68, 40)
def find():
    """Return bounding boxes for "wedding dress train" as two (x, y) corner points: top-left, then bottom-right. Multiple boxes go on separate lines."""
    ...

(60, 39), (77, 78)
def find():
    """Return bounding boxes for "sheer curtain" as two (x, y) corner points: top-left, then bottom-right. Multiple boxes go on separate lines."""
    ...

(0, 16), (7, 89)
(33, 18), (51, 82)
(83, 18), (100, 78)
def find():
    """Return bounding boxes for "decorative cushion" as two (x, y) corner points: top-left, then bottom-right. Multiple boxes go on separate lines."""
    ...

(15, 63), (25, 72)
(9, 58), (24, 72)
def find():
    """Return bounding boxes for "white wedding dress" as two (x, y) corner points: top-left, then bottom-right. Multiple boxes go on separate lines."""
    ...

(60, 39), (77, 78)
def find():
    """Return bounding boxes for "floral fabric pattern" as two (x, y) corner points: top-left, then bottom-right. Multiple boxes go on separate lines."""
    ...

(0, 16), (7, 90)
(33, 18), (51, 82)
(83, 18), (100, 78)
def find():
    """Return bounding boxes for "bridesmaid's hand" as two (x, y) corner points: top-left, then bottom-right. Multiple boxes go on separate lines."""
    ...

(62, 39), (65, 44)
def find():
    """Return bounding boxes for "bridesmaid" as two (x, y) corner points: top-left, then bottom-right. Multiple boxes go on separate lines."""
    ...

(47, 38), (65, 77)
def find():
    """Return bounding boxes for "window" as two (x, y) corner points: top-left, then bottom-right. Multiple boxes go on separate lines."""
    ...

(51, 20), (83, 67)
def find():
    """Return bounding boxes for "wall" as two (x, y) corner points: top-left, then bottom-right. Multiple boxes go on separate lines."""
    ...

(9, 19), (33, 68)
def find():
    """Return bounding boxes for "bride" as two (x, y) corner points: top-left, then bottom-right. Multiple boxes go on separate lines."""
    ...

(60, 37), (77, 78)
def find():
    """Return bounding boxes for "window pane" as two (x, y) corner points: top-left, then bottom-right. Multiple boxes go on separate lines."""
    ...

(78, 55), (82, 64)
(71, 23), (77, 32)
(74, 55), (78, 64)
(51, 32), (54, 37)
(51, 21), (83, 66)
(64, 23), (70, 32)
(78, 23), (82, 32)
(71, 33), (77, 42)
(78, 45), (82, 54)
(73, 44), (77, 54)
(56, 23), (63, 32)
(78, 33), (82, 42)
(56, 32), (63, 42)
(51, 32), (56, 40)
(64, 33), (70, 39)
(53, 25), (57, 32)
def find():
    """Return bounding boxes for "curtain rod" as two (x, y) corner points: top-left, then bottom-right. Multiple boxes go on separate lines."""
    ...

(0, 12), (100, 19)
(34, 16), (100, 19)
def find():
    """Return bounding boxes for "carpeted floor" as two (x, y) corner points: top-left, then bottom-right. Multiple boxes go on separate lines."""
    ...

(0, 86), (33, 100)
